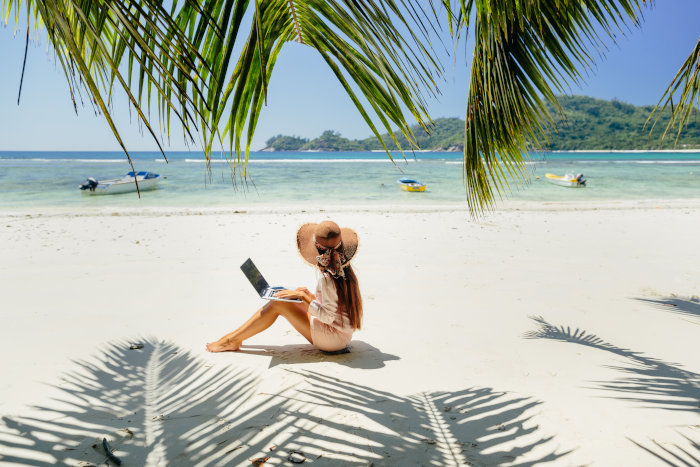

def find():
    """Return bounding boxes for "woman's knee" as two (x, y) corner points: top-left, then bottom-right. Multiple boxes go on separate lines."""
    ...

(261, 300), (292, 317)
(260, 301), (281, 317)
(271, 302), (308, 320)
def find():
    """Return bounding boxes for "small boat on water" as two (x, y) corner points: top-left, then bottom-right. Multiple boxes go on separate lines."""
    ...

(544, 173), (586, 188)
(79, 171), (162, 195)
(397, 177), (426, 192)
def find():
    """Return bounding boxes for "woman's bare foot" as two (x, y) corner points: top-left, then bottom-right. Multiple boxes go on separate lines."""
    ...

(205, 338), (241, 352)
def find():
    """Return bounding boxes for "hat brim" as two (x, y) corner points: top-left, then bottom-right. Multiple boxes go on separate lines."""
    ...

(296, 222), (359, 267)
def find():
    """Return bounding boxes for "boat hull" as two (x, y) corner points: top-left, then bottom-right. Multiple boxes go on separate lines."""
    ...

(81, 172), (161, 195)
(544, 173), (585, 188)
(87, 178), (160, 195)
(399, 184), (426, 192)
(397, 178), (426, 192)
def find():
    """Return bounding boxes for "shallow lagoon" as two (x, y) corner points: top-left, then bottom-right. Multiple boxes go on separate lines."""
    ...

(1, 151), (698, 208)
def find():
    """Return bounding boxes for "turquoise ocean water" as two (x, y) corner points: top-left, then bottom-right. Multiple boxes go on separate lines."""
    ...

(1, 151), (699, 208)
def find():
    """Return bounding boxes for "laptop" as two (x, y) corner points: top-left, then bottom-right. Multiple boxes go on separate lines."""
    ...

(240, 258), (302, 302)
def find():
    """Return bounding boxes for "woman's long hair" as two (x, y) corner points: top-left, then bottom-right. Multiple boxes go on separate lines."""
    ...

(331, 264), (363, 330)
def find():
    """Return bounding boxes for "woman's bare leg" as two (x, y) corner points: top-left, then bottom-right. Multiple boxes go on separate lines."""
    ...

(206, 300), (312, 352)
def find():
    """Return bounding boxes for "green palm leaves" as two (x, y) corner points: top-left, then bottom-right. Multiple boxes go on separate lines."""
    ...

(442, 0), (648, 212)
(4, 0), (441, 177)
(4, 0), (209, 177)
(186, 0), (441, 175)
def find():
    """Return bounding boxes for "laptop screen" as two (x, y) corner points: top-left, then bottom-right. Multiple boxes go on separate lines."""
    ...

(240, 258), (269, 296)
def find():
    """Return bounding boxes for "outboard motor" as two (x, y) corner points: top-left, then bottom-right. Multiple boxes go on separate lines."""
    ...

(575, 173), (586, 186)
(79, 177), (99, 191)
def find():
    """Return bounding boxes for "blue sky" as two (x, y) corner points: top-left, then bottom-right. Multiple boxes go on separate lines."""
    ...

(0, 2), (699, 151)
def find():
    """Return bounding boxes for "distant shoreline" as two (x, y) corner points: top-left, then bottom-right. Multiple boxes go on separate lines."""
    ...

(2, 148), (700, 154)
(253, 148), (700, 154)
(547, 148), (700, 153)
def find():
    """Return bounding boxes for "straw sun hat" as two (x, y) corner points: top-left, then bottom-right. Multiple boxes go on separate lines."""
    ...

(296, 221), (359, 267)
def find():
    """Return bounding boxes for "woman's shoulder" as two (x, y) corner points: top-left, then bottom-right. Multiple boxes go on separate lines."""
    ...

(316, 272), (339, 294)
(317, 271), (334, 284)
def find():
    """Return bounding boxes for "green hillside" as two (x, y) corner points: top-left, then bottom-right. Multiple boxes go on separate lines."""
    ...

(545, 95), (700, 150)
(262, 96), (700, 151)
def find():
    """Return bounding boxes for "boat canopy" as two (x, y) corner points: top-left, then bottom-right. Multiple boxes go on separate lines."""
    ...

(126, 171), (159, 179)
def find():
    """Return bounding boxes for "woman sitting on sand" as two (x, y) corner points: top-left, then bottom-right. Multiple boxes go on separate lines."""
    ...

(206, 221), (362, 353)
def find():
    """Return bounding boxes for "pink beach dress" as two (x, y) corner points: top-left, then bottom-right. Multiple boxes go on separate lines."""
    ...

(308, 273), (354, 351)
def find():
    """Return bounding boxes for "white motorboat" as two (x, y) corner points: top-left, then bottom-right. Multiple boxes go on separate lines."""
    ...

(79, 171), (161, 195)
(544, 173), (586, 188)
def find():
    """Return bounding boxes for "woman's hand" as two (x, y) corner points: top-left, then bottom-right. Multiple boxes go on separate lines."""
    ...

(295, 287), (315, 300)
(273, 289), (301, 299)
(274, 287), (315, 303)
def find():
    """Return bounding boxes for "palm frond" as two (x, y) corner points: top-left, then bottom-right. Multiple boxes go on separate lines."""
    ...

(647, 37), (700, 147)
(3, 0), (211, 184)
(438, 0), (649, 214)
(184, 0), (443, 176)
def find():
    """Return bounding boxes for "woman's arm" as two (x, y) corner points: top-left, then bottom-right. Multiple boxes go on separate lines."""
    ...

(306, 276), (339, 325)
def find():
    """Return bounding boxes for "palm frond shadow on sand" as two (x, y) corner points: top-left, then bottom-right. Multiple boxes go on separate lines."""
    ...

(0, 337), (572, 465)
(634, 296), (700, 320)
(628, 434), (700, 467)
(524, 316), (700, 413)
(0, 338), (264, 465)
(283, 370), (572, 466)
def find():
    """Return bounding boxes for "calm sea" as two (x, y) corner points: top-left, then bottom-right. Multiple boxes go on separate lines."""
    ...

(1, 151), (699, 208)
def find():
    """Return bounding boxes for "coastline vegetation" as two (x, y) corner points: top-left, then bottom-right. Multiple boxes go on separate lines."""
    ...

(264, 96), (700, 152)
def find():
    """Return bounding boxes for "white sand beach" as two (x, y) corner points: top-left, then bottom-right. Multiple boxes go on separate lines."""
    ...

(0, 201), (698, 465)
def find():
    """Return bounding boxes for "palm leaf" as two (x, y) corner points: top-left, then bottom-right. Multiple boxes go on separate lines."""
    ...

(647, 37), (700, 147)
(437, 0), (649, 213)
(3, 0), (211, 189)
(184, 0), (443, 175)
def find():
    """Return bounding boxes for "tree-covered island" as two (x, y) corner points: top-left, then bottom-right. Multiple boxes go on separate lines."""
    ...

(263, 96), (700, 152)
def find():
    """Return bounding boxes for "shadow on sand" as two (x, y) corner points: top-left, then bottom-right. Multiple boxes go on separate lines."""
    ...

(634, 296), (700, 321)
(628, 433), (700, 467)
(237, 340), (399, 369)
(524, 316), (700, 413)
(0, 337), (572, 465)
(525, 316), (700, 465)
